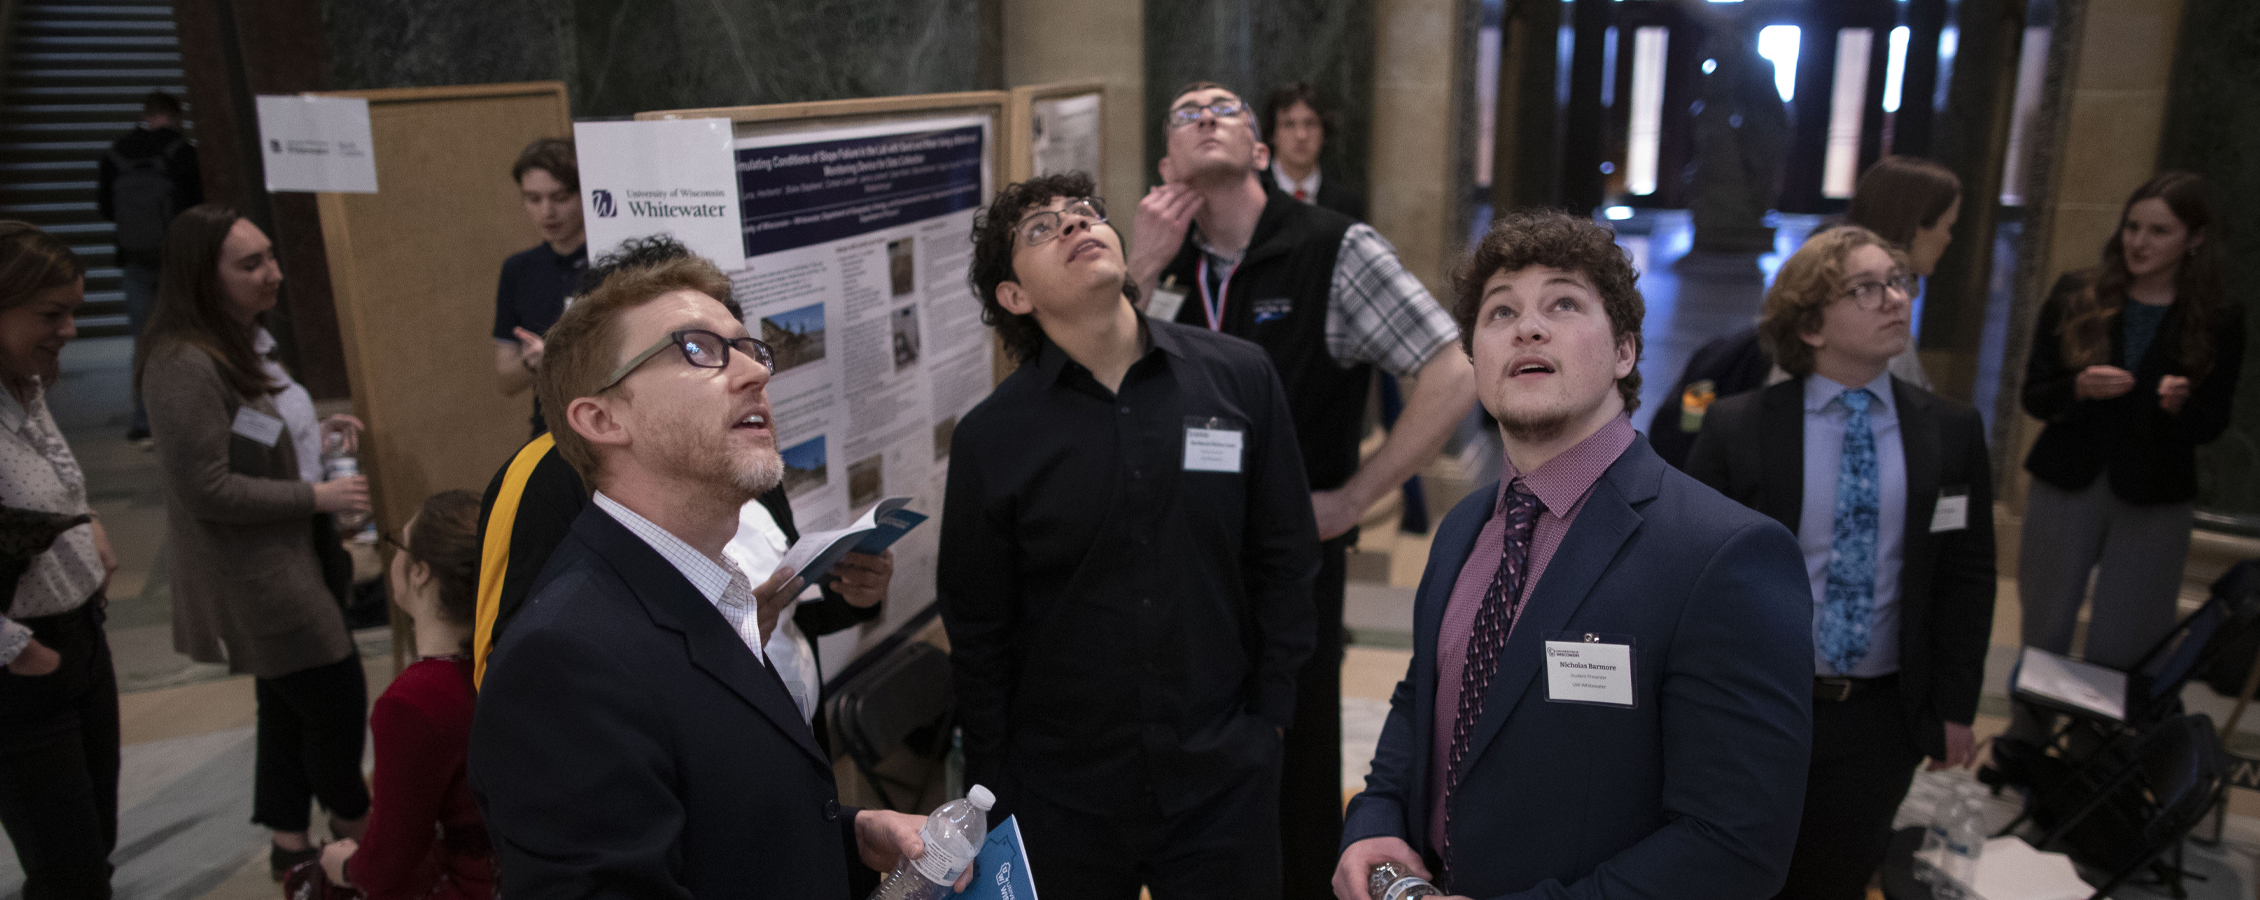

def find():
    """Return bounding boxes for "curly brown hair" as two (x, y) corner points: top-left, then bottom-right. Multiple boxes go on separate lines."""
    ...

(1759, 225), (1906, 378)
(1453, 210), (1645, 412)
(967, 171), (1135, 365)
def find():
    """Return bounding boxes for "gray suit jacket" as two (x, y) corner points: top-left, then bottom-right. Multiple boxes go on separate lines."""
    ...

(143, 341), (349, 678)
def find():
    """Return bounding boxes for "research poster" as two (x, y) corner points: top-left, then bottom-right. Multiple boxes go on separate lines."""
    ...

(1029, 92), (1102, 179)
(728, 114), (994, 676)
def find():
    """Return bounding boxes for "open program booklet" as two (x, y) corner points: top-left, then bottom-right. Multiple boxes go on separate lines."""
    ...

(778, 496), (927, 595)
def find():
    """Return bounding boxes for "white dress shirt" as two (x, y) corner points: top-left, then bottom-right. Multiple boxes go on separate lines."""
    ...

(592, 491), (764, 664)
(723, 501), (825, 722)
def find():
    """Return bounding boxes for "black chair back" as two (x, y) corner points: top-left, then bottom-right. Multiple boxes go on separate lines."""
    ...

(2034, 713), (2224, 898)
(827, 640), (954, 810)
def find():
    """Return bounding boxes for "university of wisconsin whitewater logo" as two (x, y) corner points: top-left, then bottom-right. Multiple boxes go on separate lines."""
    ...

(591, 189), (617, 218)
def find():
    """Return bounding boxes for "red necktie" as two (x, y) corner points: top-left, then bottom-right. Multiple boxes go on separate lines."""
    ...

(1294, 188), (1308, 201)
(1443, 482), (1543, 863)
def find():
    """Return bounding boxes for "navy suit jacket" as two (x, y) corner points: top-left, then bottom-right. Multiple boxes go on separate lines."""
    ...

(1342, 439), (1814, 899)
(470, 506), (872, 899)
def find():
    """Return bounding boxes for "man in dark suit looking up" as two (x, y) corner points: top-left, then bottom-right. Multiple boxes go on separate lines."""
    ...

(469, 252), (957, 898)
(1686, 226), (1995, 900)
(1335, 210), (1813, 900)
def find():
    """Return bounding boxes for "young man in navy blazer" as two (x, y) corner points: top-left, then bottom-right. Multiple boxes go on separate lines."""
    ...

(1335, 211), (1814, 900)
(469, 252), (957, 898)
(1686, 227), (1994, 900)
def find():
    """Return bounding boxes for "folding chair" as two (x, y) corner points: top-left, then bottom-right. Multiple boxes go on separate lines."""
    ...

(2008, 592), (2234, 771)
(2017, 714), (2225, 899)
(826, 639), (955, 812)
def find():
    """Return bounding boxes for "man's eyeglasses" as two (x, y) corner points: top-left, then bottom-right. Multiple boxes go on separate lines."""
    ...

(1166, 98), (1249, 130)
(1842, 273), (1917, 311)
(1014, 198), (1108, 248)
(597, 329), (775, 393)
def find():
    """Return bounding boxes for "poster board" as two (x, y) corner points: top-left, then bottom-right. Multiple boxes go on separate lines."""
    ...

(1006, 80), (1107, 185)
(311, 82), (573, 550)
(638, 92), (1007, 680)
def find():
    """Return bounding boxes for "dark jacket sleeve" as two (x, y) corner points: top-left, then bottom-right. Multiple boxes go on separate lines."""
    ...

(2021, 274), (2091, 424)
(472, 609), (693, 900)
(488, 450), (587, 652)
(1927, 407), (1997, 733)
(2173, 301), (2244, 446)
(1241, 360), (1321, 727)
(97, 148), (118, 222)
(171, 138), (203, 211)
(935, 428), (1019, 791)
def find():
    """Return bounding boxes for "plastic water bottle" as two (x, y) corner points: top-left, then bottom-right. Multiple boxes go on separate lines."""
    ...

(868, 785), (994, 900)
(1369, 861), (1440, 900)
(320, 431), (370, 534)
(1917, 782), (1986, 899)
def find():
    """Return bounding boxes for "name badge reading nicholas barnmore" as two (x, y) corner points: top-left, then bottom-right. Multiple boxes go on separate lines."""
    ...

(1543, 633), (1636, 708)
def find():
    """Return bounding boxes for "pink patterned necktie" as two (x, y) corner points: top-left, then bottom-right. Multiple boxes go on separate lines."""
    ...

(1442, 481), (1543, 864)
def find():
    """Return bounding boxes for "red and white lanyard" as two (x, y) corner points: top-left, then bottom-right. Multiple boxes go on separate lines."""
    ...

(1196, 255), (1237, 331)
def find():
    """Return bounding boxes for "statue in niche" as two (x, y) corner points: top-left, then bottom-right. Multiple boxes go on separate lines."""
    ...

(1678, 1), (1790, 255)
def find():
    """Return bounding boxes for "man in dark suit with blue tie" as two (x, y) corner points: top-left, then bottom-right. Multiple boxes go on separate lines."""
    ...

(1686, 227), (1995, 900)
(469, 253), (958, 898)
(1334, 210), (1814, 900)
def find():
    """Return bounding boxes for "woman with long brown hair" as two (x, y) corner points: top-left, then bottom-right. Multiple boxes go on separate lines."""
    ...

(313, 490), (494, 900)
(0, 221), (122, 898)
(2001, 171), (2242, 758)
(135, 203), (374, 877)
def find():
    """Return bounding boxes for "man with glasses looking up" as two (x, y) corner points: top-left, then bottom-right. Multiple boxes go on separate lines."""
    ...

(941, 171), (1318, 898)
(469, 249), (951, 899)
(1687, 226), (1995, 900)
(1128, 81), (1476, 893)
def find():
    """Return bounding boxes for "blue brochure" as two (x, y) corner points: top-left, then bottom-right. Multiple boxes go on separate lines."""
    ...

(777, 496), (929, 592)
(949, 815), (1038, 900)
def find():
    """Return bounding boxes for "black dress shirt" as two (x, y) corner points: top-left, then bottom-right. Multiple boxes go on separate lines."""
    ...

(938, 318), (1319, 816)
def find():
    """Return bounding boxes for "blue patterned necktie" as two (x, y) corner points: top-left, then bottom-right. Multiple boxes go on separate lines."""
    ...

(1820, 388), (1879, 674)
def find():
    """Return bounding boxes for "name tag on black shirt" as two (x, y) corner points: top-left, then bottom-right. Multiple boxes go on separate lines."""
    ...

(1184, 417), (1244, 473)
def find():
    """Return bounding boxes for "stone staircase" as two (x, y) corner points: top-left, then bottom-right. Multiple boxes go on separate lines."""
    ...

(0, 0), (188, 338)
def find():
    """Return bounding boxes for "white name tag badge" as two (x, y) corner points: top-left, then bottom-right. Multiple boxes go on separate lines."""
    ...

(1148, 286), (1187, 321)
(231, 406), (285, 447)
(1543, 632), (1637, 708)
(1930, 491), (1970, 533)
(1183, 417), (1244, 473)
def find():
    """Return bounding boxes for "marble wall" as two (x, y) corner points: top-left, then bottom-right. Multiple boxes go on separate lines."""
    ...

(2163, 0), (2260, 518)
(321, 0), (996, 118)
(1142, 0), (1375, 200)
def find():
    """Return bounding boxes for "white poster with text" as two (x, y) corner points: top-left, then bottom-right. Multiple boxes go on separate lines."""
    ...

(575, 119), (744, 270)
(255, 95), (377, 193)
(729, 114), (994, 678)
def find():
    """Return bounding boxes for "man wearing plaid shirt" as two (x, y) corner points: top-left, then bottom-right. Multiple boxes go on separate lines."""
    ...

(1128, 80), (1478, 897)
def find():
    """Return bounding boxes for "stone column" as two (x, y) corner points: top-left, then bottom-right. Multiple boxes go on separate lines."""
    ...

(1003, 0), (1145, 245)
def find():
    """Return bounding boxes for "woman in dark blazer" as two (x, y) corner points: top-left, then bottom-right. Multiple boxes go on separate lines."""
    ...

(136, 204), (375, 878)
(2005, 171), (2241, 751)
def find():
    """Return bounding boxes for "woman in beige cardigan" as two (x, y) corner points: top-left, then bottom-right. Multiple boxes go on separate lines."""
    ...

(136, 204), (373, 879)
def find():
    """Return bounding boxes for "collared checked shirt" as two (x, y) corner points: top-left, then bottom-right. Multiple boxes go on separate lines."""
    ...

(1324, 224), (1459, 378)
(938, 319), (1319, 816)
(592, 491), (764, 663)
(1428, 414), (1635, 853)
(0, 378), (104, 665)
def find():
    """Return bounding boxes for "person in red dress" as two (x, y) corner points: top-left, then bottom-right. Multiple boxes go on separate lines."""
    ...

(319, 490), (494, 899)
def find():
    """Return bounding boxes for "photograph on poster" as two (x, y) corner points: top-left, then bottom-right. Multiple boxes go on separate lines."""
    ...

(891, 305), (922, 371)
(761, 301), (828, 375)
(781, 435), (829, 498)
(888, 238), (915, 296)
(932, 415), (955, 463)
(848, 454), (884, 510)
